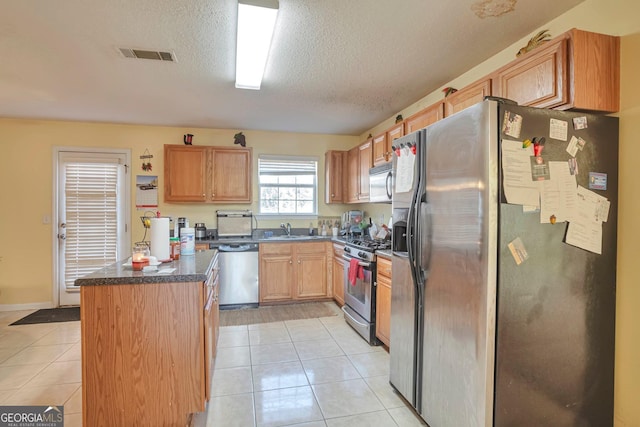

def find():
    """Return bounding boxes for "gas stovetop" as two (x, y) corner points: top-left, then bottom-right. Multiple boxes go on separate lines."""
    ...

(344, 238), (391, 262)
(345, 238), (391, 252)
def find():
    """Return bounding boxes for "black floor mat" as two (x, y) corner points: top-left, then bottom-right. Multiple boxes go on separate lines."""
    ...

(10, 307), (80, 325)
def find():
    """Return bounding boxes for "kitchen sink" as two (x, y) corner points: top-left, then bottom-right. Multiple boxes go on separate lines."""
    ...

(263, 235), (309, 240)
(262, 235), (326, 241)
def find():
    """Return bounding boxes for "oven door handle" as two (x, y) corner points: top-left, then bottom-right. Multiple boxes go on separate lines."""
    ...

(341, 255), (371, 268)
(342, 305), (369, 327)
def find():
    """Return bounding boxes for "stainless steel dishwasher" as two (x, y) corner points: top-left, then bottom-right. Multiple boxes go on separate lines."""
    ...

(217, 242), (259, 308)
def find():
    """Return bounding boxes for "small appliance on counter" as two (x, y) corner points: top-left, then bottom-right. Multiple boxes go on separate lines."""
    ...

(176, 217), (188, 238)
(216, 210), (253, 239)
(194, 223), (207, 239)
(341, 210), (364, 236)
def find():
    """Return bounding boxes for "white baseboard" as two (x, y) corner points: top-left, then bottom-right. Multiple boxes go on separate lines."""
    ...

(0, 302), (54, 312)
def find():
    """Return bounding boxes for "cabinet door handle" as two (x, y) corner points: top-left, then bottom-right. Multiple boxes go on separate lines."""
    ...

(202, 193), (205, 197)
(297, 259), (301, 264)
(331, 193), (335, 198)
(289, 260), (293, 264)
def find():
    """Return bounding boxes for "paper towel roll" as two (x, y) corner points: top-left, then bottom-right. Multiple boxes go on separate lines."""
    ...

(150, 218), (170, 261)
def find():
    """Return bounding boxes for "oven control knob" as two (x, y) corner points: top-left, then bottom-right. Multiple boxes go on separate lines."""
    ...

(358, 251), (366, 258)
(345, 247), (351, 253)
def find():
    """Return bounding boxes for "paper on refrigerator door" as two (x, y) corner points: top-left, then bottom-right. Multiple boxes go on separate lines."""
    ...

(565, 186), (609, 254)
(395, 151), (416, 194)
(539, 162), (577, 223)
(501, 139), (540, 207)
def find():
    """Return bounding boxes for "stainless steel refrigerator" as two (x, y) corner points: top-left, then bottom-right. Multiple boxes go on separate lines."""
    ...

(390, 100), (617, 426)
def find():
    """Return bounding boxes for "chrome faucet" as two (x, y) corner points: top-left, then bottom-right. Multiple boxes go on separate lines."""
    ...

(280, 223), (291, 237)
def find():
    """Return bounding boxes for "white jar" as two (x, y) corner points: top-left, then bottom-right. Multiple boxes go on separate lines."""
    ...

(180, 227), (195, 256)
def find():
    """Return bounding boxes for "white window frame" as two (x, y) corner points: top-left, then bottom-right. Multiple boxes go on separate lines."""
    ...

(257, 155), (318, 218)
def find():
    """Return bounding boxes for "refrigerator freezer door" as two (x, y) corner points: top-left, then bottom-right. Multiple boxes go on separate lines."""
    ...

(419, 102), (499, 427)
(494, 105), (618, 426)
(389, 253), (417, 406)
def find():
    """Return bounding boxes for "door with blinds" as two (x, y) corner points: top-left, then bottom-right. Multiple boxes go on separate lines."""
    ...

(56, 150), (130, 306)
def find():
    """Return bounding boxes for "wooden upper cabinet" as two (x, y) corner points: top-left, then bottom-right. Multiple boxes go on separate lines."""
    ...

(164, 145), (208, 202)
(346, 146), (360, 203)
(494, 28), (619, 113)
(325, 150), (347, 204)
(358, 140), (373, 201)
(346, 139), (372, 203)
(373, 123), (404, 166)
(164, 145), (252, 203)
(445, 78), (492, 117)
(404, 102), (444, 134)
(372, 133), (387, 166)
(384, 123), (404, 164)
(210, 147), (252, 202)
(494, 37), (568, 108)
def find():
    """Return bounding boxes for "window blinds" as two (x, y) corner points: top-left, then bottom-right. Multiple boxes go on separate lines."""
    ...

(64, 162), (119, 289)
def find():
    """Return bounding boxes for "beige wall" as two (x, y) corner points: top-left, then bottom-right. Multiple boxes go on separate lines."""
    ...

(357, 1), (640, 425)
(0, 119), (357, 307)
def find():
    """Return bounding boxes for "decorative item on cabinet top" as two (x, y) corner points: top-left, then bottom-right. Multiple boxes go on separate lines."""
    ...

(183, 134), (194, 145)
(517, 29), (551, 57)
(234, 132), (247, 147)
(442, 87), (458, 97)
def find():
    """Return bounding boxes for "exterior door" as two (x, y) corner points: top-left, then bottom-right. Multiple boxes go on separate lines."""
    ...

(55, 149), (130, 306)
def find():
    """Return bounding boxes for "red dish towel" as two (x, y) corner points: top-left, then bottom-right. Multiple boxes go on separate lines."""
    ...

(349, 258), (364, 286)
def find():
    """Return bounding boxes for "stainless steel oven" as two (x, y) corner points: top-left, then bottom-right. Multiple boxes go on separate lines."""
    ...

(342, 239), (391, 345)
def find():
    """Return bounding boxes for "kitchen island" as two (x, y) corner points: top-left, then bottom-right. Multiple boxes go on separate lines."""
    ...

(76, 250), (219, 427)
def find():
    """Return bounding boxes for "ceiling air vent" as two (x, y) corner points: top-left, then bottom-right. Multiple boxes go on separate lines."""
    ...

(118, 48), (176, 62)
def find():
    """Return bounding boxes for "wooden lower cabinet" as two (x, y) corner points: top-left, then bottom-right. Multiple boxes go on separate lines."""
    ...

(332, 243), (345, 306)
(82, 285), (206, 425)
(375, 256), (392, 347)
(204, 253), (220, 401)
(81, 254), (220, 426)
(260, 242), (330, 303)
(296, 242), (328, 298)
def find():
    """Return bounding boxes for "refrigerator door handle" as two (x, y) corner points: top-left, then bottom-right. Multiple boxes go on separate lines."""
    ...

(418, 201), (432, 283)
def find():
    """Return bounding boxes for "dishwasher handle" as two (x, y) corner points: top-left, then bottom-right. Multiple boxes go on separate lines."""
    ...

(217, 243), (259, 252)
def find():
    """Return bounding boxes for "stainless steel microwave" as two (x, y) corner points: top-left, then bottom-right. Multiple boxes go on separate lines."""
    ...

(369, 163), (392, 203)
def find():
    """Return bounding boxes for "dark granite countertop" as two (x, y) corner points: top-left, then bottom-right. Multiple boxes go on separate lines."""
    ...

(203, 235), (336, 246)
(75, 250), (217, 286)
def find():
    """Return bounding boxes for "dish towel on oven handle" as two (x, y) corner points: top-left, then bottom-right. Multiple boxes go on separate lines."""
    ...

(348, 258), (364, 285)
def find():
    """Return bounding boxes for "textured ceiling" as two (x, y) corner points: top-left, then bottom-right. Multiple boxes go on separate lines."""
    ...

(0, 0), (584, 135)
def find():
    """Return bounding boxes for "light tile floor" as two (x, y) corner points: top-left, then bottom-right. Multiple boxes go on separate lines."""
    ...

(205, 314), (427, 427)
(0, 309), (82, 427)
(0, 307), (426, 427)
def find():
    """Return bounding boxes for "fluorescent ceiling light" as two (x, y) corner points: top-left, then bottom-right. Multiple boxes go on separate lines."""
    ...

(235, 0), (279, 90)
